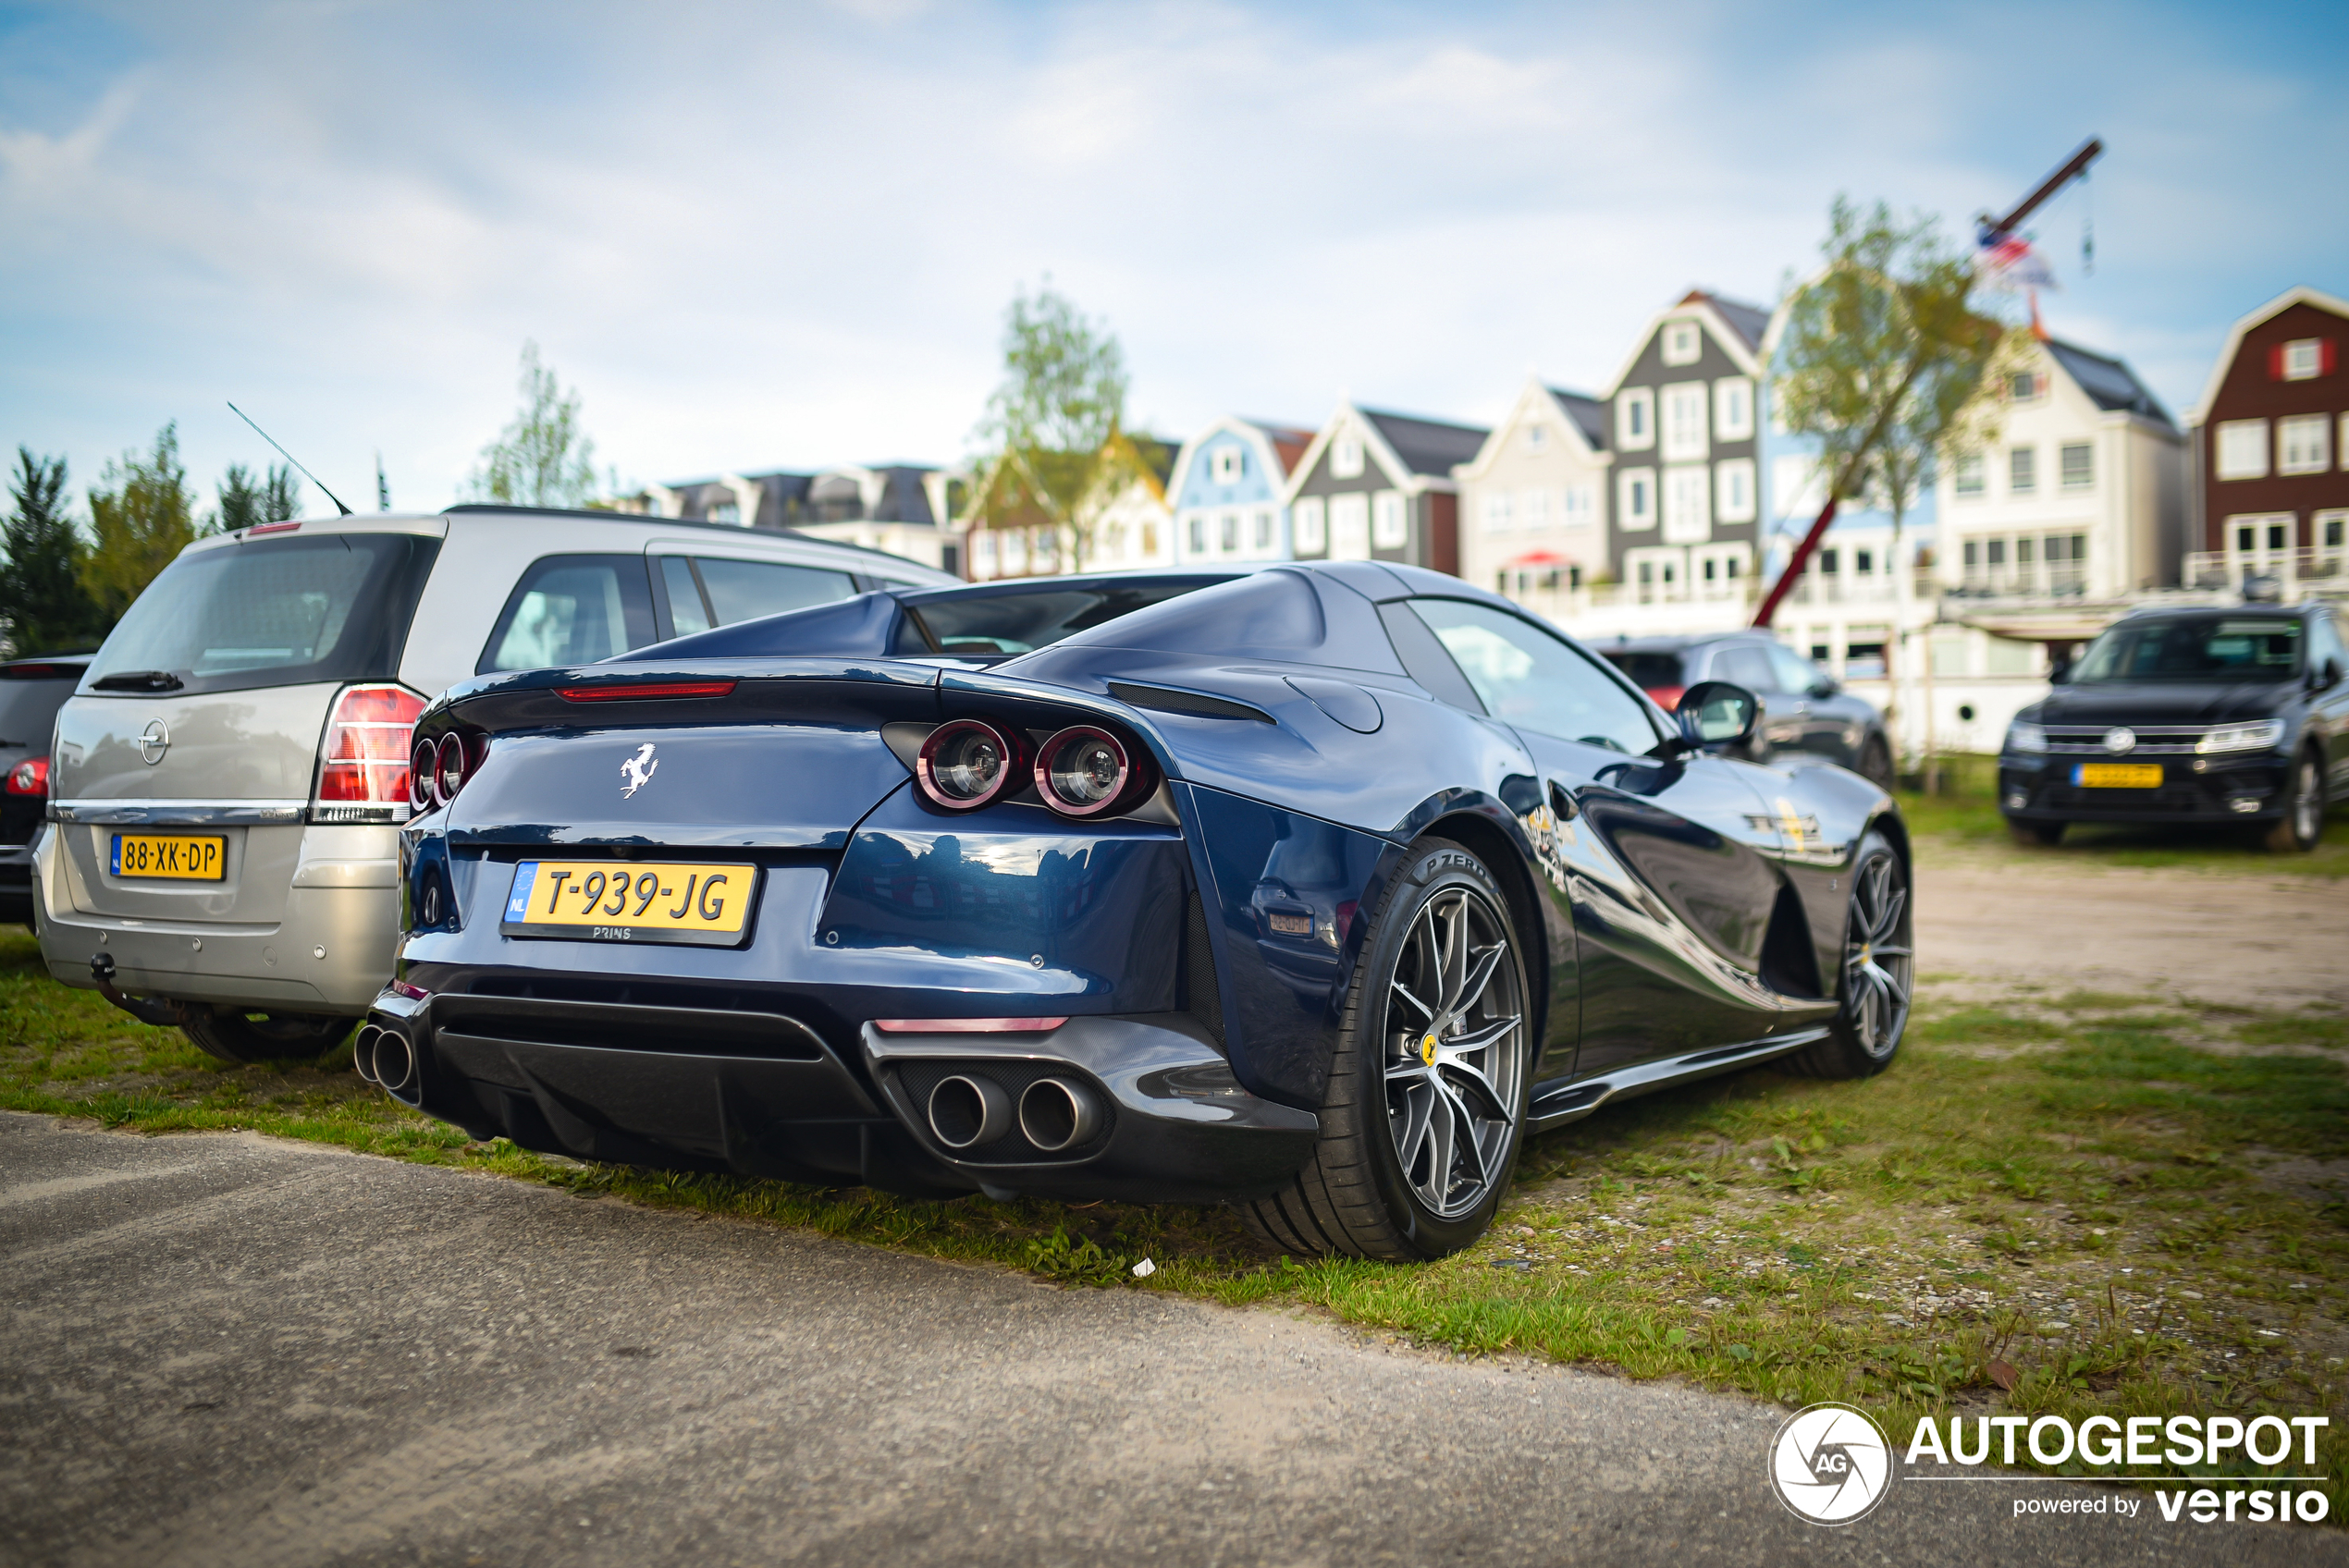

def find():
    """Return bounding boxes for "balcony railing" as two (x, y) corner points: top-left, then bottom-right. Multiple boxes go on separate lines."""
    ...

(2183, 547), (2349, 594)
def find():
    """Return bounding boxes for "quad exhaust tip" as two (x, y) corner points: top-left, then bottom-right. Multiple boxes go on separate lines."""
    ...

(1017, 1077), (1103, 1153)
(352, 1024), (383, 1085)
(926, 1074), (1012, 1149)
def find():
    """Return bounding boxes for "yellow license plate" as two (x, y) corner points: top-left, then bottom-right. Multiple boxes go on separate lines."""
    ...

(2073, 763), (2164, 789)
(499, 861), (758, 946)
(111, 833), (227, 880)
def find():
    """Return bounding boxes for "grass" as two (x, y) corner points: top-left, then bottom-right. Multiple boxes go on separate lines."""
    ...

(4, 929), (2343, 1515)
(1895, 756), (2349, 876)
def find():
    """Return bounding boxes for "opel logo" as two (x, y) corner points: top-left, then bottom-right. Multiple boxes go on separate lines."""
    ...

(138, 719), (170, 766)
(2101, 727), (2135, 755)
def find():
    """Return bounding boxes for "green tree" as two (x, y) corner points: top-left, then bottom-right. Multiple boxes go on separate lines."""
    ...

(464, 340), (597, 508)
(215, 462), (302, 533)
(83, 423), (198, 630)
(969, 281), (1129, 571)
(264, 462), (301, 521)
(0, 448), (100, 653)
(1777, 198), (2017, 545)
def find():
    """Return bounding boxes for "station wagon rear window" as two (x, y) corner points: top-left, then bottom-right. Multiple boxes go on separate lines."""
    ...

(82, 533), (439, 699)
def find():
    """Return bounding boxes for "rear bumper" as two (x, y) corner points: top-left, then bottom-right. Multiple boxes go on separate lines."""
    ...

(370, 989), (1317, 1204)
(33, 829), (399, 1014)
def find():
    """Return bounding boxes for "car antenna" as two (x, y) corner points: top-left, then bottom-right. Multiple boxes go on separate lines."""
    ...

(226, 402), (353, 516)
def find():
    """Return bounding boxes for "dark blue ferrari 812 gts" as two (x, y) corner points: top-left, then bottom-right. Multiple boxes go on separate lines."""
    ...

(364, 562), (1912, 1259)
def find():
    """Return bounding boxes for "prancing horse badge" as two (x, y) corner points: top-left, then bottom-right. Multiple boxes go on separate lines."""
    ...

(620, 742), (658, 798)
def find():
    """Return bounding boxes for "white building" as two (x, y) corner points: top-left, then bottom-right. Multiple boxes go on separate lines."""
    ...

(1454, 378), (1611, 601)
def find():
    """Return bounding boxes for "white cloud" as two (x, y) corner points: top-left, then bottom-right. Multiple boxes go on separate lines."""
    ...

(0, 0), (2342, 518)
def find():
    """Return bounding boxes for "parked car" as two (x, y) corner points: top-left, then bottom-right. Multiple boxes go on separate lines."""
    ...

(0, 655), (94, 927)
(36, 505), (954, 1063)
(1598, 631), (1895, 789)
(1999, 601), (2349, 852)
(364, 562), (1911, 1259)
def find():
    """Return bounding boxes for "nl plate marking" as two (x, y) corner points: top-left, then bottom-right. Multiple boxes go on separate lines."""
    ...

(500, 860), (758, 946)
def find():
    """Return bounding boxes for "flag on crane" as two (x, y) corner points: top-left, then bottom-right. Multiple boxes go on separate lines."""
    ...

(1974, 227), (2059, 291)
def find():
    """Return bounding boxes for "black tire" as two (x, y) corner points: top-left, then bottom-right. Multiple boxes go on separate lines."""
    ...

(1857, 736), (1895, 790)
(181, 1010), (354, 1067)
(2007, 817), (2064, 846)
(1238, 838), (1532, 1261)
(2262, 750), (2324, 854)
(1786, 829), (1912, 1080)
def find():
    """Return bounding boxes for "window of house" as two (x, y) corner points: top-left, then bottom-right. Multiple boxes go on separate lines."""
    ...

(1662, 465), (1711, 543)
(1187, 517), (1207, 555)
(1662, 321), (1702, 366)
(1525, 422), (1548, 451)
(1986, 538), (2007, 569)
(2060, 442), (2093, 489)
(1715, 459), (1755, 522)
(2009, 446), (2037, 494)
(1962, 540), (1981, 577)
(1332, 433), (1364, 479)
(976, 532), (999, 571)
(1617, 467), (1656, 531)
(2280, 413), (2331, 474)
(1522, 488), (1549, 528)
(1854, 548), (1875, 575)
(2281, 338), (2323, 380)
(1818, 547), (1839, 576)
(1330, 493), (1371, 558)
(2342, 414), (2349, 471)
(1953, 452), (1986, 496)
(1662, 383), (1708, 461)
(2216, 419), (2270, 480)
(1563, 484), (1595, 527)
(1219, 513), (1239, 553)
(1003, 532), (1029, 574)
(1294, 497), (1326, 554)
(2009, 371), (2044, 402)
(707, 499), (741, 525)
(1252, 511), (1273, 551)
(1617, 388), (1654, 451)
(1483, 491), (1513, 532)
(1713, 377), (1753, 441)
(1372, 490), (1408, 549)
(1210, 446), (1244, 484)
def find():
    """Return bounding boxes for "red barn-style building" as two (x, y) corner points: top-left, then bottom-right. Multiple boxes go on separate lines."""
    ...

(2186, 287), (2349, 592)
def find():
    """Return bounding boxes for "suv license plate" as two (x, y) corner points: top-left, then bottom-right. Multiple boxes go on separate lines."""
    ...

(111, 833), (227, 880)
(500, 860), (758, 946)
(2073, 763), (2164, 789)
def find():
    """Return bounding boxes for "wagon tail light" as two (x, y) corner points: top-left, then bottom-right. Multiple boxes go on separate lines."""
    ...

(6, 755), (49, 797)
(314, 684), (428, 824)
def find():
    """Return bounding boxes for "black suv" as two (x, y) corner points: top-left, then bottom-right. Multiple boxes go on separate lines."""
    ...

(1998, 603), (2349, 851)
(0, 655), (90, 926)
(1599, 631), (1895, 787)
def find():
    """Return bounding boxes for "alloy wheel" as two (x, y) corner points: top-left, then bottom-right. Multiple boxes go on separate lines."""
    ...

(1382, 886), (1525, 1219)
(1841, 852), (1912, 1060)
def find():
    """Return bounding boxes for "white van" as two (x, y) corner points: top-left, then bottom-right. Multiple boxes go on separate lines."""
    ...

(35, 504), (955, 1062)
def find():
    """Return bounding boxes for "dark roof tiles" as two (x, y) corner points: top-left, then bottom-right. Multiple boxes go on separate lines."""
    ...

(1547, 388), (1608, 451)
(1360, 408), (1492, 476)
(2045, 338), (2175, 428)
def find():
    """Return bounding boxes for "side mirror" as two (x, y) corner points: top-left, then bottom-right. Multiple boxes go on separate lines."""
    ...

(1808, 678), (1839, 699)
(2317, 656), (2344, 692)
(1674, 680), (1760, 751)
(2048, 662), (2072, 686)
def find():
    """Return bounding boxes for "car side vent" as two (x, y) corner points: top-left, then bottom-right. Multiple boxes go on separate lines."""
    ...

(1757, 883), (1824, 998)
(1184, 889), (1225, 1046)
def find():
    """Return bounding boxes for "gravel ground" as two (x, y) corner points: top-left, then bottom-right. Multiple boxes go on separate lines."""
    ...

(3, 1111), (2335, 1568)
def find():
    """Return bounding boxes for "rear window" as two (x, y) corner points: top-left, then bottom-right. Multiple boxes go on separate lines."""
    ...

(1600, 651), (1686, 692)
(0, 665), (83, 750)
(480, 554), (658, 674)
(83, 533), (439, 699)
(658, 556), (857, 638)
(909, 581), (1224, 656)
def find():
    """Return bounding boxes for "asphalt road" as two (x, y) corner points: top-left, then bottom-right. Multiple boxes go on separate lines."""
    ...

(3, 1113), (2335, 1567)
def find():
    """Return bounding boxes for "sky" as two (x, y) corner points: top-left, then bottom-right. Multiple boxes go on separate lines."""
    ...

(3, 0), (2345, 518)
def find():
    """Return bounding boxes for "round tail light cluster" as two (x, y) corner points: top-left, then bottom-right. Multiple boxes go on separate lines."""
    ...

(411, 730), (487, 811)
(914, 718), (1152, 818)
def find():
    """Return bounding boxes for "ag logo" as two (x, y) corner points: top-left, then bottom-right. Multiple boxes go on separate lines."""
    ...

(620, 742), (658, 799)
(1769, 1402), (1893, 1525)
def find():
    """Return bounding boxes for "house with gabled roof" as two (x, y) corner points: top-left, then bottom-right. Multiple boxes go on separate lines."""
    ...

(1931, 333), (2183, 600)
(617, 463), (961, 574)
(1162, 417), (1315, 566)
(1601, 289), (1770, 605)
(2183, 286), (2349, 591)
(1454, 377), (1610, 604)
(1282, 401), (1488, 573)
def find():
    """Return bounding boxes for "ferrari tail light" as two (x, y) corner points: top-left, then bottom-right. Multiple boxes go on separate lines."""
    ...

(916, 719), (1026, 811)
(1035, 725), (1148, 818)
(6, 755), (48, 797)
(416, 729), (489, 808)
(315, 684), (427, 823)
